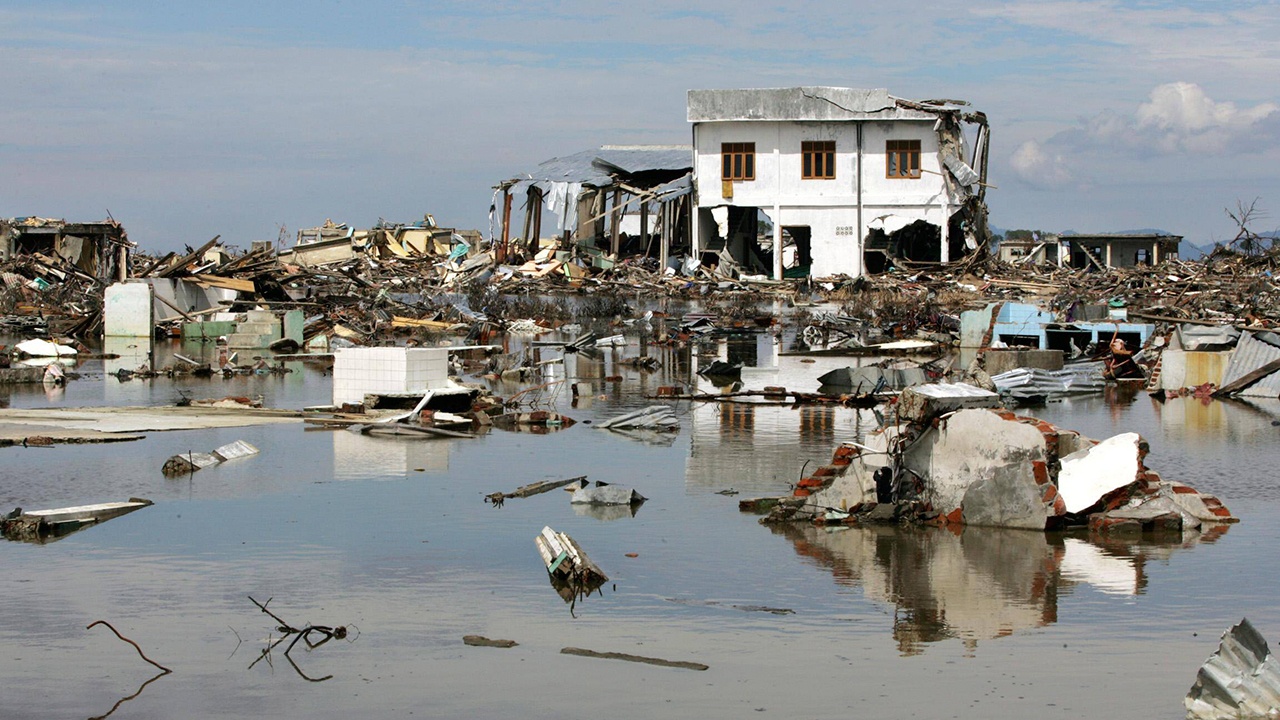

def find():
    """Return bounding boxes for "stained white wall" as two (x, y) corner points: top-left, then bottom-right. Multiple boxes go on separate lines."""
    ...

(692, 118), (959, 277)
(103, 282), (154, 337)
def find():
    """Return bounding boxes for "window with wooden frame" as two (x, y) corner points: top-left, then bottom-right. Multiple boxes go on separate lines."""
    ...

(802, 140), (836, 179)
(886, 139), (921, 179)
(721, 142), (755, 181)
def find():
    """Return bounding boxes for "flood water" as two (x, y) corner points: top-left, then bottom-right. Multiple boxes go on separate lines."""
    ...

(2, 330), (1279, 719)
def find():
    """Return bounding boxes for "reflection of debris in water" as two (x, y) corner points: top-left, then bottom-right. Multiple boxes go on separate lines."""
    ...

(246, 596), (355, 683)
(549, 574), (608, 615)
(768, 522), (1223, 655)
(572, 502), (642, 522)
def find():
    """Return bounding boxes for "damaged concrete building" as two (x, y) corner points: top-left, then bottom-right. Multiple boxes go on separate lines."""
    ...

(0, 216), (132, 283)
(493, 145), (693, 270)
(687, 87), (991, 279)
(999, 232), (1182, 269)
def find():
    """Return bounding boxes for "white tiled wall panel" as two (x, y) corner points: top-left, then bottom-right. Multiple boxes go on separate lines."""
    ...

(333, 347), (450, 405)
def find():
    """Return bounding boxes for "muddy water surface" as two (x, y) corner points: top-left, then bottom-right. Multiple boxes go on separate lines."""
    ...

(1, 335), (1278, 719)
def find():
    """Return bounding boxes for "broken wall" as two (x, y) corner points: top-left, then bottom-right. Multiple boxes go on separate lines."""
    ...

(904, 409), (1056, 529)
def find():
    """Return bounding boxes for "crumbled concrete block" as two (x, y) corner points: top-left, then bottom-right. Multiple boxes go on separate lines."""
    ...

(897, 383), (1001, 424)
(1058, 433), (1143, 513)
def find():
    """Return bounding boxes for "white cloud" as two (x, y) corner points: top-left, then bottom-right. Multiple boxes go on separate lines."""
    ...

(1135, 82), (1280, 153)
(1010, 140), (1073, 188)
(1008, 82), (1280, 186)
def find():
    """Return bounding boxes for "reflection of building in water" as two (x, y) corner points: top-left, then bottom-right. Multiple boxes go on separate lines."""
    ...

(683, 335), (879, 494)
(1153, 396), (1280, 447)
(684, 399), (879, 495)
(332, 430), (451, 480)
(772, 523), (1215, 656)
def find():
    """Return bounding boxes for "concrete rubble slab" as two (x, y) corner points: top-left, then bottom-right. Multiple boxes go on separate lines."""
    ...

(897, 383), (1000, 424)
(569, 483), (646, 506)
(595, 405), (679, 430)
(1057, 432), (1142, 514)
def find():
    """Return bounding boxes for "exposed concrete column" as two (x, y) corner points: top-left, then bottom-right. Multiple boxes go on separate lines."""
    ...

(660, 201), (670, 270)
(499, 186), (512, 263)
(610, 188), (621, 256)
(774, 129), (782, 280)
(1153, 241), (1159, 265)
(855, 123), (864, 277)
(639, 201), (649, 257)
(940, 202), (951, 263)
(690, 123), (701, 257)
(773, 211), (782, 280)
(531, 187), (543, 255)
(1105, 243), (1113, 267)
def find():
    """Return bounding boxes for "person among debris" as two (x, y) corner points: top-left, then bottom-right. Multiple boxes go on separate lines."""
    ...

(1103, 337), (1143, 380)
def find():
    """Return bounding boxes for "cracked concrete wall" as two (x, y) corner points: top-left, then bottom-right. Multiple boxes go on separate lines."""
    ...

(906, 409), (1052, 529)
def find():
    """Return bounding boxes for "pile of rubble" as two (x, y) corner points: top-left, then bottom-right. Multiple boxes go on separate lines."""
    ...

(752, 384), (1237, 536)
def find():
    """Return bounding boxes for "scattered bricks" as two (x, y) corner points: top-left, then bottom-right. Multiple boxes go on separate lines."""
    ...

(996, 410), (1018, 421)
(831, 445), (858, 466)
(792, 488), (811, 498)
(1032, 461), (1050, 486)
(1041, 483), (1059, 504)
(796, 477), (826, 489)
(1171, 484), (1199, 494)
(812, 465), (839, 478)
(1053, 495), (1067, 516)
(1209, 506), (1234, 518)
(945, 508), (963, 525)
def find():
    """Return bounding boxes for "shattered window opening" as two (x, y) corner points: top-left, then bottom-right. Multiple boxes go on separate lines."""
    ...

(886, 139), (921, 179)
(802, 141), (835, 179)
(722, 143), (755, 181)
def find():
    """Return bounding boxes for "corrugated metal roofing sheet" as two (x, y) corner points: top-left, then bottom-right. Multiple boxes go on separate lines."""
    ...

(513, 146), (692, 187)
(1220, 330), (1280, 398)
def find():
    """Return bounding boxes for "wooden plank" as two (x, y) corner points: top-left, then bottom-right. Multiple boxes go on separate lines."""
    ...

(391, 316), (452, 330)
(192, 274), (255, 292)
(158, 235), (220, 277)
(1214, 357), (1280, 396)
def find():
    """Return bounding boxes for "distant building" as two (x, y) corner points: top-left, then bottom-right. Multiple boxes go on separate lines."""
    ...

(493, 145), (693, 267)
(0, 216), (132, 282)
(687, 87), (991, 279)
(1063, 233), (1180, 270)
(999, 232), (1180, 269)
(998, 233), (1060, 265)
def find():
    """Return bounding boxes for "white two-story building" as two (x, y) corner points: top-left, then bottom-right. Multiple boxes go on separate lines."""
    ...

(688, 87), (990, 279)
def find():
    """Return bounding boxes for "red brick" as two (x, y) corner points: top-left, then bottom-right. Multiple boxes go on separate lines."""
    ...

(1041, 484), (1058, 504)
(1032, 461), (1050, 485)
(945, 508), (963, 525)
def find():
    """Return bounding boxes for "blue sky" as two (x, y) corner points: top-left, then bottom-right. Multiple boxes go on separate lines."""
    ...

(2, 0), (1278, 252)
